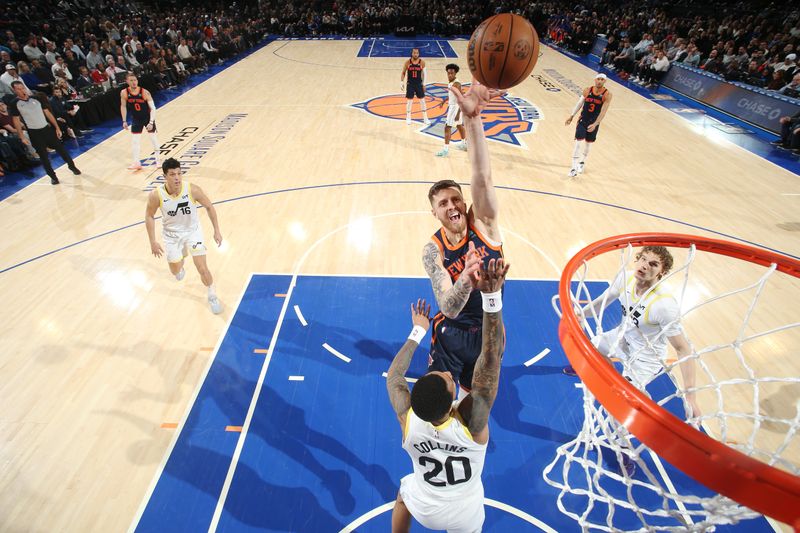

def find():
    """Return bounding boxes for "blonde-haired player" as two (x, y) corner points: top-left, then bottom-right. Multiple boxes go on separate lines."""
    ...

(121, 72), (160, 170)
(563, 246), (699, 475)
(145, 158), (223, 314)
(435, 63), (467, 157)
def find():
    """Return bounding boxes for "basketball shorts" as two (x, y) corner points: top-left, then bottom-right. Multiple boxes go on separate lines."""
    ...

(399, 474), (484, 533)
(445, 104), (463, 127)
(428, 317), (483, 391)
(131, 119), (156, 134)
(163, 226), (206, 263)
(406, 82), (425, 99)
(592, 327), (661, 388)
(575, 121), (599, 142)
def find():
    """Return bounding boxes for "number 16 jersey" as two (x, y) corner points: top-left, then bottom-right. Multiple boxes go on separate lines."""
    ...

(157, 181), (200, 235)
(402, 406), (487, 501)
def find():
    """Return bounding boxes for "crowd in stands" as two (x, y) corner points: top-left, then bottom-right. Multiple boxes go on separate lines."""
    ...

(1, 0), (798, 176)
(0, 0), (268, 177)
(547, 0), (799, 94)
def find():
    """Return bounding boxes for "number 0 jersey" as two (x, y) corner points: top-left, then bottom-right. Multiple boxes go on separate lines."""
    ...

(402, 406), (487, 500)
(157, 181), (199, 235)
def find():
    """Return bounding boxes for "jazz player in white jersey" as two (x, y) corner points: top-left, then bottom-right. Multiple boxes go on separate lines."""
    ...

(386, 257), (508, 533)
(436, 64), (468, 157)
(563, 246), (700, 419)
(144, 158), (223, 314)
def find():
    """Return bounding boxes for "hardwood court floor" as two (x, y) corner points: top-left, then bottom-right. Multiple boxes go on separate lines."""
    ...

(0, 39), (797, 531)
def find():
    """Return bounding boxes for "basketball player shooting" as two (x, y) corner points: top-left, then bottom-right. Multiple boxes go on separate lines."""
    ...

(401, 48), (430, 125)
(565, 73), (612, 177)
(386, 257), (509, 532)
(422, 81), (506, 398)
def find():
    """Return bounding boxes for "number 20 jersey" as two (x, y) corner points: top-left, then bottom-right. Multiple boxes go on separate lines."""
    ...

(402, 407), (487, 500)
(157, 181), (200, 235)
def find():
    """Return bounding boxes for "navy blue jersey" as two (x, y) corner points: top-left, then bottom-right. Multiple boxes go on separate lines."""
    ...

(126, 88), (150, 123)
(407, 59), (424, 85)
(580, 87), (606, 123)
(430, 223), (504, 328)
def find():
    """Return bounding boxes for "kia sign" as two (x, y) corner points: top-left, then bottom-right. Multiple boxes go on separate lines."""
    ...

(662, 63), (800, 134)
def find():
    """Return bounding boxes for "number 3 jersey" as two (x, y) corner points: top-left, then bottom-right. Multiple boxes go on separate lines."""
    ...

(157, 181), (200, 235)
(402, 406), (487, 500)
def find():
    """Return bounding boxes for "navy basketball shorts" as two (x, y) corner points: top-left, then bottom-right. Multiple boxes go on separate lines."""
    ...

(575, 121), (599, 142)
(428, 318), (483, 391)
(406, 83), (425, 99)
(131, 120), (157, 134)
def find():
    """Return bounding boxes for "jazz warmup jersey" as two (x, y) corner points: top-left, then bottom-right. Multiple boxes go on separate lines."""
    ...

(445, 79), (463, 127)
(592, 272), (683, 387)
(157, 181), (206, 262)
(575, 86), (607, 142)
(400, 407), (487, 532)
(126, 87), (155, 133)
(428, 223), (503, 389)
(406, 58), (425, 99)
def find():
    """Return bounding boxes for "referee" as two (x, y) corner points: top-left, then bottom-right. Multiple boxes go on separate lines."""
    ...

(9, 80), (81, 184)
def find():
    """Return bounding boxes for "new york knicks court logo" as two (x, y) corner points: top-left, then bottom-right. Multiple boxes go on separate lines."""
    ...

(350, 83), (541, 148)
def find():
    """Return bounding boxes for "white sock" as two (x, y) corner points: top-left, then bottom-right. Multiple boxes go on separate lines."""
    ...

(207, 284), (216, 297)
(421, 99), (428, 118)
(581, 142), (591, 164)
(149, 133), (160, 154)
(406, 100), (412, 116)
(131, 134), (141, 165)
(572, 140), (583, 168)
(175, 268), (185, 280)
(441, 145), (449, 151)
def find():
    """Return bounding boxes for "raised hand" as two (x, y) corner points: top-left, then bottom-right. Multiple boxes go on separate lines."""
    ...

(411, 298), (431, 330)
(449, 80), (506, 118)
(474, 257), (510, 293)
(462, 241), (482, 287)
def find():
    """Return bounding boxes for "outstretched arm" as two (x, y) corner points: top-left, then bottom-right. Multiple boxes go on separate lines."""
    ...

(423, 240), (481, 319)
(387, 300), (431, 428)
(449, 82), (504, 236)
(458, 258), (510, 444)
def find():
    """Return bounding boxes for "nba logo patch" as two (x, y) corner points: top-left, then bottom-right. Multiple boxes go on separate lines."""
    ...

(350, 83), (542, 149)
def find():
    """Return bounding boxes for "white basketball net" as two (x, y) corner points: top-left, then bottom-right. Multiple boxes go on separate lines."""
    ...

(543, 243), (800, 531)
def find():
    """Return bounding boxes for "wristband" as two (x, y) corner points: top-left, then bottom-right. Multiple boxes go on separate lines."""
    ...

(408, 325), (426, 344)
(481, 291), (502, 313)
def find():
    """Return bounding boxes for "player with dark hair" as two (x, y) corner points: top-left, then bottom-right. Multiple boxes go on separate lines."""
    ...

(387, 256), (509, 532)
(565, 73), (613, 177)
(436, 63), (467, 157)
(401, 48), (429, 125)
(144, 157), (223, 314)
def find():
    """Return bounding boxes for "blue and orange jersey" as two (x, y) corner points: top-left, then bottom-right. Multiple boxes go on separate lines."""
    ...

(580, 87), (607, 124)
(126, 87), (150, 122)
(430, 223), (503, 328)
(407, 59), (424, 84)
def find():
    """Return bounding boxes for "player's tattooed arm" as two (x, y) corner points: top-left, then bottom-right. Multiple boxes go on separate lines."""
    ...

(467, 309), (504, 436)
(387, 300), (431, 426)
(422, 241), (475, 319)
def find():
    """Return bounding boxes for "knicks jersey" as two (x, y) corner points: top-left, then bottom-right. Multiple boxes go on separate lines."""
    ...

(126, 88), (150, 123)
(402, 407), (486, 500)
(157, 181), (199, 235)
(431, 223), (503, 328)
(611, 273), (683, 362)
(407, 59), (423, 84)
(580, 87), (606, 123)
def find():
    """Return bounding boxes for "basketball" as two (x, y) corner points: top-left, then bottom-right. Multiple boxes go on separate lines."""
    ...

(467, 13), (540, 90)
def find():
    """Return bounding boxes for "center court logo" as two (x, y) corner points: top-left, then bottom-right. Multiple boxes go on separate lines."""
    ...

(350, 83), (542, 148)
